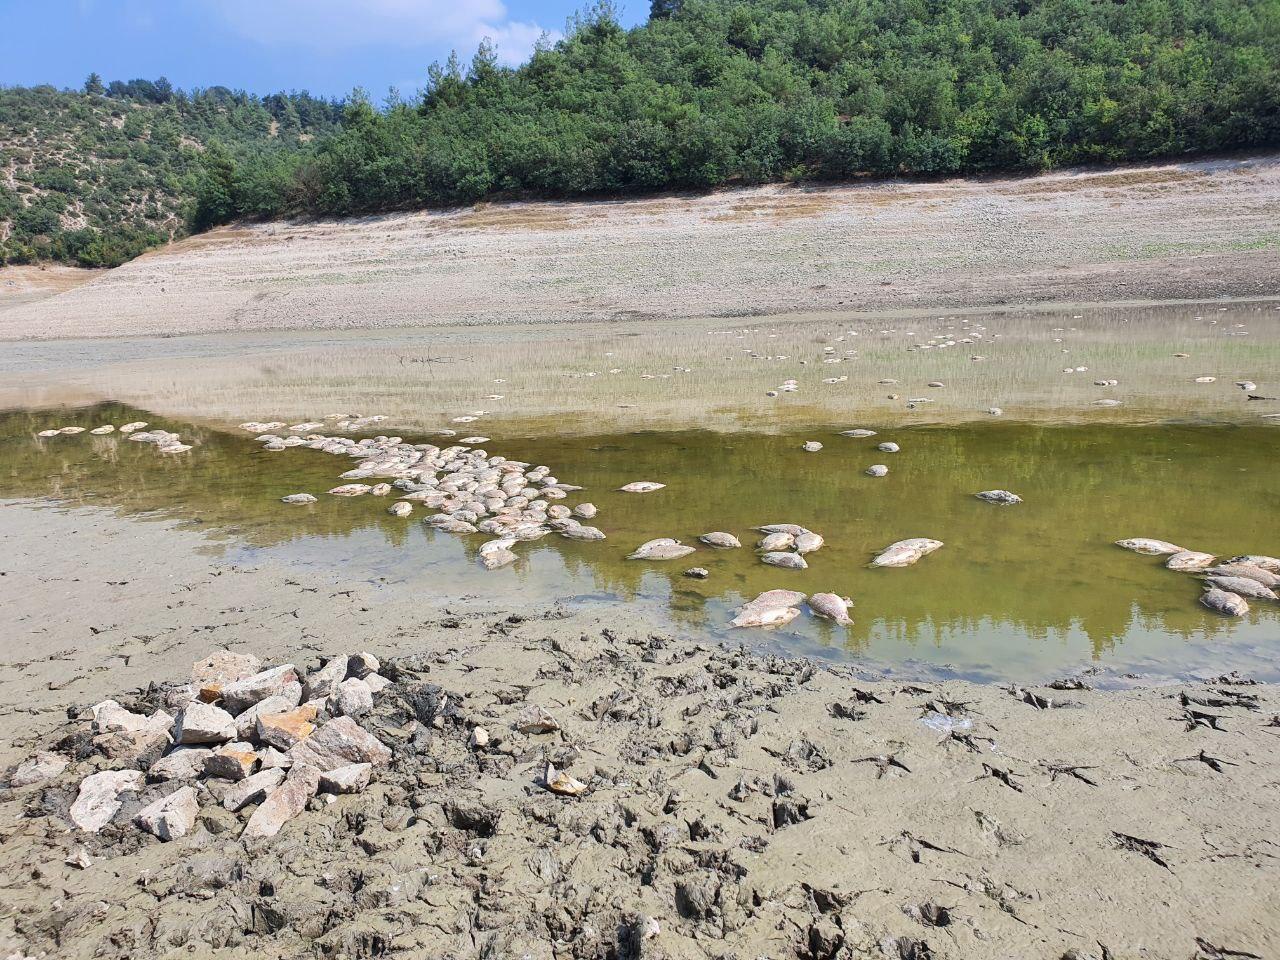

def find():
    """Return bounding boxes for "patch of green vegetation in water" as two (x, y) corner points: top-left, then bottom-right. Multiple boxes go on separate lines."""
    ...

(3, 403), (1277, 683)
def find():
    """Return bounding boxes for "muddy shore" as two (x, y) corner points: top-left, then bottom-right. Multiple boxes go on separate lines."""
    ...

(3, 154), (1280, 341)
(1, 502), (1276, 960)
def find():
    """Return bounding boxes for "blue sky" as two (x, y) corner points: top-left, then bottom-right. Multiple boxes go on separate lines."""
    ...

(0, 0), (647, 100)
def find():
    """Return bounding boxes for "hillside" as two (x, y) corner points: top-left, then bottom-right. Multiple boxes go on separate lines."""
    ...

(206, 0), (1280, 222)
(0, 80), (340, 267)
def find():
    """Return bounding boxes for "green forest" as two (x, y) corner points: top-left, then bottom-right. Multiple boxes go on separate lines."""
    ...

(4, 0), (1279, 267)
(0, 80), (340, 267)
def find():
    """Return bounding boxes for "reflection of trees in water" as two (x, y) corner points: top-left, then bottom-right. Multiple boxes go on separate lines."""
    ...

(3, 403), (1276, 669)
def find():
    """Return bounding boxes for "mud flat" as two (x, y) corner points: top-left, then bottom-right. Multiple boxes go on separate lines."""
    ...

(0, 502), (1277, 960)
(2, 154), (1280, 340)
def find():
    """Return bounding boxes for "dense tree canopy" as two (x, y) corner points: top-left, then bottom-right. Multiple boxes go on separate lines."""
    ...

(4, 0), (1278, 266)
(0, 81), (340, 266)
(208, 0), (1278, 222)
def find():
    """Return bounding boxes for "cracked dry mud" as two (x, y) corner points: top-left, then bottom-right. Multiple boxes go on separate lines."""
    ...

(0, 506), (1277, 959)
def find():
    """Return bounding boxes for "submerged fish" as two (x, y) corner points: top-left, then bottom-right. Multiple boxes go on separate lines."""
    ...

(757, 532), (796, 552)
(975, 490), (1022, 505)
(760, 551), (807, 570)
(1204, 564), (1280, 588)
(628, 540), (696, 560)
(1165, 551), (1215, 571)
(619, 481), (666, 493)
(1201, 587), (1249, 617)
(1203, 575), (1277, 601)
(328, 484), (372, 497)
(698, 532), (741, 549)
(808, 593), (852, 625)
(754, 523), (810, 537)
(281, 493), (318, 505)
(1115, 538), (1184, 556)
(794, 531), (825, 554)
(729, 589), (807, 628)
(1229, 555), (1280, 574)
(872, 538), (943, 568)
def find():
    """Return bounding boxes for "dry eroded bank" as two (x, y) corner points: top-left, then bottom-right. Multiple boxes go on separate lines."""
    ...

(2, 154), (1280, 340)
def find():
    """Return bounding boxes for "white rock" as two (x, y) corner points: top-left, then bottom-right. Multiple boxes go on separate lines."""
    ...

(175, 702), (236, 745)
(242, 764), (322, 840)
(70, 770), (145, 832)
(222, 767), (287, 812)
(221, 665), (300, 714)
(469, 726), (489, 749)
(148, 746), (213, 781)
(135, 786), (199, 841)
(331, 677), (374, 718)
(320, 763), (372, 794)
(11, 751), (68, 787)
(287, 716), (391, 772)
(303, 656), (349, 701)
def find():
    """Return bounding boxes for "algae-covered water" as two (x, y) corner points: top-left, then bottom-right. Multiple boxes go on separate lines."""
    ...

(4, 402), (1278, 682)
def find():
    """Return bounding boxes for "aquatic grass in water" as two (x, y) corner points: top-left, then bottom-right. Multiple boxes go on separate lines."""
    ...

(3, 402), (1278, 682)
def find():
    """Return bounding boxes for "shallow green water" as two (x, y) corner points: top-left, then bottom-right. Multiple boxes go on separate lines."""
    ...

(4, 402), (1279, 682)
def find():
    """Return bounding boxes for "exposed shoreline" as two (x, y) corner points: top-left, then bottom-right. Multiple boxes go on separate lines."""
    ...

(0, 501), (1277, 959)
(3, 153), (1279, 341)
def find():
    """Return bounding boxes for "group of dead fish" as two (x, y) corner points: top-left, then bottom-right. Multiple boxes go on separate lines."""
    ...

(244, 423), (1033, 632)
(35, 420), (192, 453)
(1115, 538), (1280, 618)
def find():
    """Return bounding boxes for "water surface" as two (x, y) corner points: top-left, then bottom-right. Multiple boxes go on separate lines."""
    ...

(4, 403), (1277, 683)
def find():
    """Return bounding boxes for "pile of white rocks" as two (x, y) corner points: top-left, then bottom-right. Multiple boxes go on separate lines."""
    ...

(264, 430), (605, 569)
(17, 652), (395, 844)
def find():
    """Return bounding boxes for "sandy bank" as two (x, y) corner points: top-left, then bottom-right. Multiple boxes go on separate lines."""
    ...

(0, 501), (1276, 959)
(2, 155), (1279, 341)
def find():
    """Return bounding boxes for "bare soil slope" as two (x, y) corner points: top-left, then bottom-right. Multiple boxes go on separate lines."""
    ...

(3, 155), (1279, 340)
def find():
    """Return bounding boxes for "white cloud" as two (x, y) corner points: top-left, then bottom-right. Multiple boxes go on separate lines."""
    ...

(210, 0), (554, 64)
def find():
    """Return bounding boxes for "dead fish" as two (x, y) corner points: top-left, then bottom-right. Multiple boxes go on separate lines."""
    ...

(731, 603), (802, 628)
(975, 490), (1023, 505)
(118, 422), (148, 433)
(808, 593), (852, 625)
(1204, 564), (1280, 588)
(872, 538), (943, 568)
(573, 503), (598, 519)
(840, 429), (877, 438)
(684, 567), (709, 579)
(1092, 399), (1122, 407)
(628, 540), (696, 561)
(803, 441), (823, 452)
(1203, 576), (1277, 601)
(1201, 587), (1249, 617)
(561, 526), (606, 541)
(755, 523), (810, 537)
(619, 481), (666, 493)
(758, 532), (796, 552)
(281, 493), (318, 505)
(1115, 538), (1185, 556)
(387, 501), (413, 517)
(36, 429), (60, 438)
(59, 426), (86, 434)
(159, 443), (192, 453)
(866, 464), (889, 477)
(480, 549), (517, 570)
(1229, 555), (1280, 574)
(369, 483), (392, 496)
(795, 531), (824, 554)
(328, 484), (372, 497)
(1165, 551), (1215, 571)
(698, 532), (741, 549)
(877, 441), (900, 453)
(761, 551), (807, 570)
(90, 425), (115, 435)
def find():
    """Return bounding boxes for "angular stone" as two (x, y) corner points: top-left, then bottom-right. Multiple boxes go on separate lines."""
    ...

(94, 728), (171, 767)
(222, 767), (286, 812)
(319, 763), (372, 795)
(234, 691), (302, 740)
(91, 700), (172, 736)
(135, 786), (199, 841)
(330, 677), (373, 718)
(192, 651), (262, 688)
(303, 656), (348, 701)
(259, 746), (293, 770)
(347, 652), (381, 679)
(175, 702), (236, 745)
(220, 664), (300, 714)
(256, 705), (318, 750)
(204, 743), (259, 781)
(70, 769), (145, 832)
(148, 746), (212, 781)
(11, 751), (67, 787)
(514, 704), (560, 735)
(242, 763), (321, 840)
(365, 673), (392, 694)
(287, 716), (391, 772)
